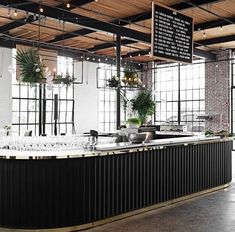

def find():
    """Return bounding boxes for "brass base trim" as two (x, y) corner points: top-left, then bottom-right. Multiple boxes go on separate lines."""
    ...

(0, 183), (230, 232)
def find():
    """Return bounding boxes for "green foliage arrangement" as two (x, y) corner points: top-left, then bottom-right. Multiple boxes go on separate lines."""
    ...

(55, 73), (75, 85)
(205, 129), (234, 138)
(122, 69), (142, 87)
(126, 117), (141, 126)
(131, 90), (155, 124)
(204, 129), (214, 136)
(15, 49), (45, 84)
(107, 76), (120, 88)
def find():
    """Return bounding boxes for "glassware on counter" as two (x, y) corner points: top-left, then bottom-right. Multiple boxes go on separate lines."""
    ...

(0, 135), (117, 152)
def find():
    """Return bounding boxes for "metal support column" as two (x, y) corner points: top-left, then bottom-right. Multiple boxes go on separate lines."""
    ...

(178, 64), (181, 125)
(116, 34), (121, 129)
(39, 83), (42, 136)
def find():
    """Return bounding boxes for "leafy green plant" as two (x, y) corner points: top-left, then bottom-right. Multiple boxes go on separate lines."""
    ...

(107, 76), (120, 88)
(55, 73), (75, 85)
(15, 49), (45, 83)
(126, 117), (141, 126)
(131, 90), (155, 124)
(204, 129), (214, 136)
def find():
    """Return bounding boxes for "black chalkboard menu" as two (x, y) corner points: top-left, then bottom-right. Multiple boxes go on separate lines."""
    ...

(151, 3), (193, 63)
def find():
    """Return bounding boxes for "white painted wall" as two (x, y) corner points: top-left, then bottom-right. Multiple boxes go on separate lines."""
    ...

(74, 61), (99, 134)
(0, 48), (100, 134)
(0, 47), (12, 128)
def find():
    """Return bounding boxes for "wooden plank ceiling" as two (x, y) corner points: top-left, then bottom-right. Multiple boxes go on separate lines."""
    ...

(0, 0), (234, 63)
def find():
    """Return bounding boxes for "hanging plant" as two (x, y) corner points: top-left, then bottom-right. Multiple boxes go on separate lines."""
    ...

(131, 90), (155, 124)
(15, 49), (45, 84)
(122, 68), (142, 87)
(54, 72), (75, 85)
(107, 75), (120, 88)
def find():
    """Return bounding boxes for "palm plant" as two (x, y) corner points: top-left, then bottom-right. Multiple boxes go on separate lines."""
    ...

(15, 49), (45, 83)
(131, 90), (155, 124)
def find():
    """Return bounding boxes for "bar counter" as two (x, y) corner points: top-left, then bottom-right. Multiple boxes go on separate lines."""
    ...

(0, 136), (232, 231)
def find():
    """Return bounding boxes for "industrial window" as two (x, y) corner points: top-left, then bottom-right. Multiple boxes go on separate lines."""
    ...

(12, 52), (75, 136)
(97, 64), (139, 133)
(153, 60), (205, 132)
(97, 64), (117, 133)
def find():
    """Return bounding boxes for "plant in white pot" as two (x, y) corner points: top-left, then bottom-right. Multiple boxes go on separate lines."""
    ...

(126, 117), (141, 129)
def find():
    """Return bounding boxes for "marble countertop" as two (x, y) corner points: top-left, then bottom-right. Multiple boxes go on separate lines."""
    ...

(0, 135), (227, 160)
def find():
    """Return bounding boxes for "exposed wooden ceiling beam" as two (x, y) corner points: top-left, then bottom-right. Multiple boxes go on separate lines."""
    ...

(49, 28), (94, 43)
(194, 16), (235, 31)
(68, 0), (95, 8)
(50, 0), (221, 43)
(0, 0), (148, 43)
(0, 37), (142, 69)
(0, 15), (37, 33)
(195, 35), (235, 47)
(58, 0), (95, 10)
(121, 48), (216, 61)
(0, 0), (220, 61)
(88, 39), (135, 52)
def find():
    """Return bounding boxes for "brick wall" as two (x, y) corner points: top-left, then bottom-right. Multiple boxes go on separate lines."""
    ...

(142, 63), (153, 89)
(205, 50), (231, 132)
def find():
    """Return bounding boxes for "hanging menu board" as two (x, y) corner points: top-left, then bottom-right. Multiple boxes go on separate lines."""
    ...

(151, 3), (193, 63)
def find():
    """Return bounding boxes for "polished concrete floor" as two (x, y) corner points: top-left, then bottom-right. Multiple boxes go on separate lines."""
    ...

(83, 152), (235, 232)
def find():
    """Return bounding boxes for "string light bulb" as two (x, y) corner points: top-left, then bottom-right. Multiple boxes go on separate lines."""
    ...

(7, 8), (10, 18)
(220, 26), (223, 31)
(66, 3), (70, 8)
(39, 6), (43, 13)
(203, 30), (206, 38)
(14, 10), (18, 17)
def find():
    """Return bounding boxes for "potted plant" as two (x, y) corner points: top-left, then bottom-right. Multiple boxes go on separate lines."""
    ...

(126, 117), (141, 128)
(131, 90), (155, 124)
(15, 49), (45, 84)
